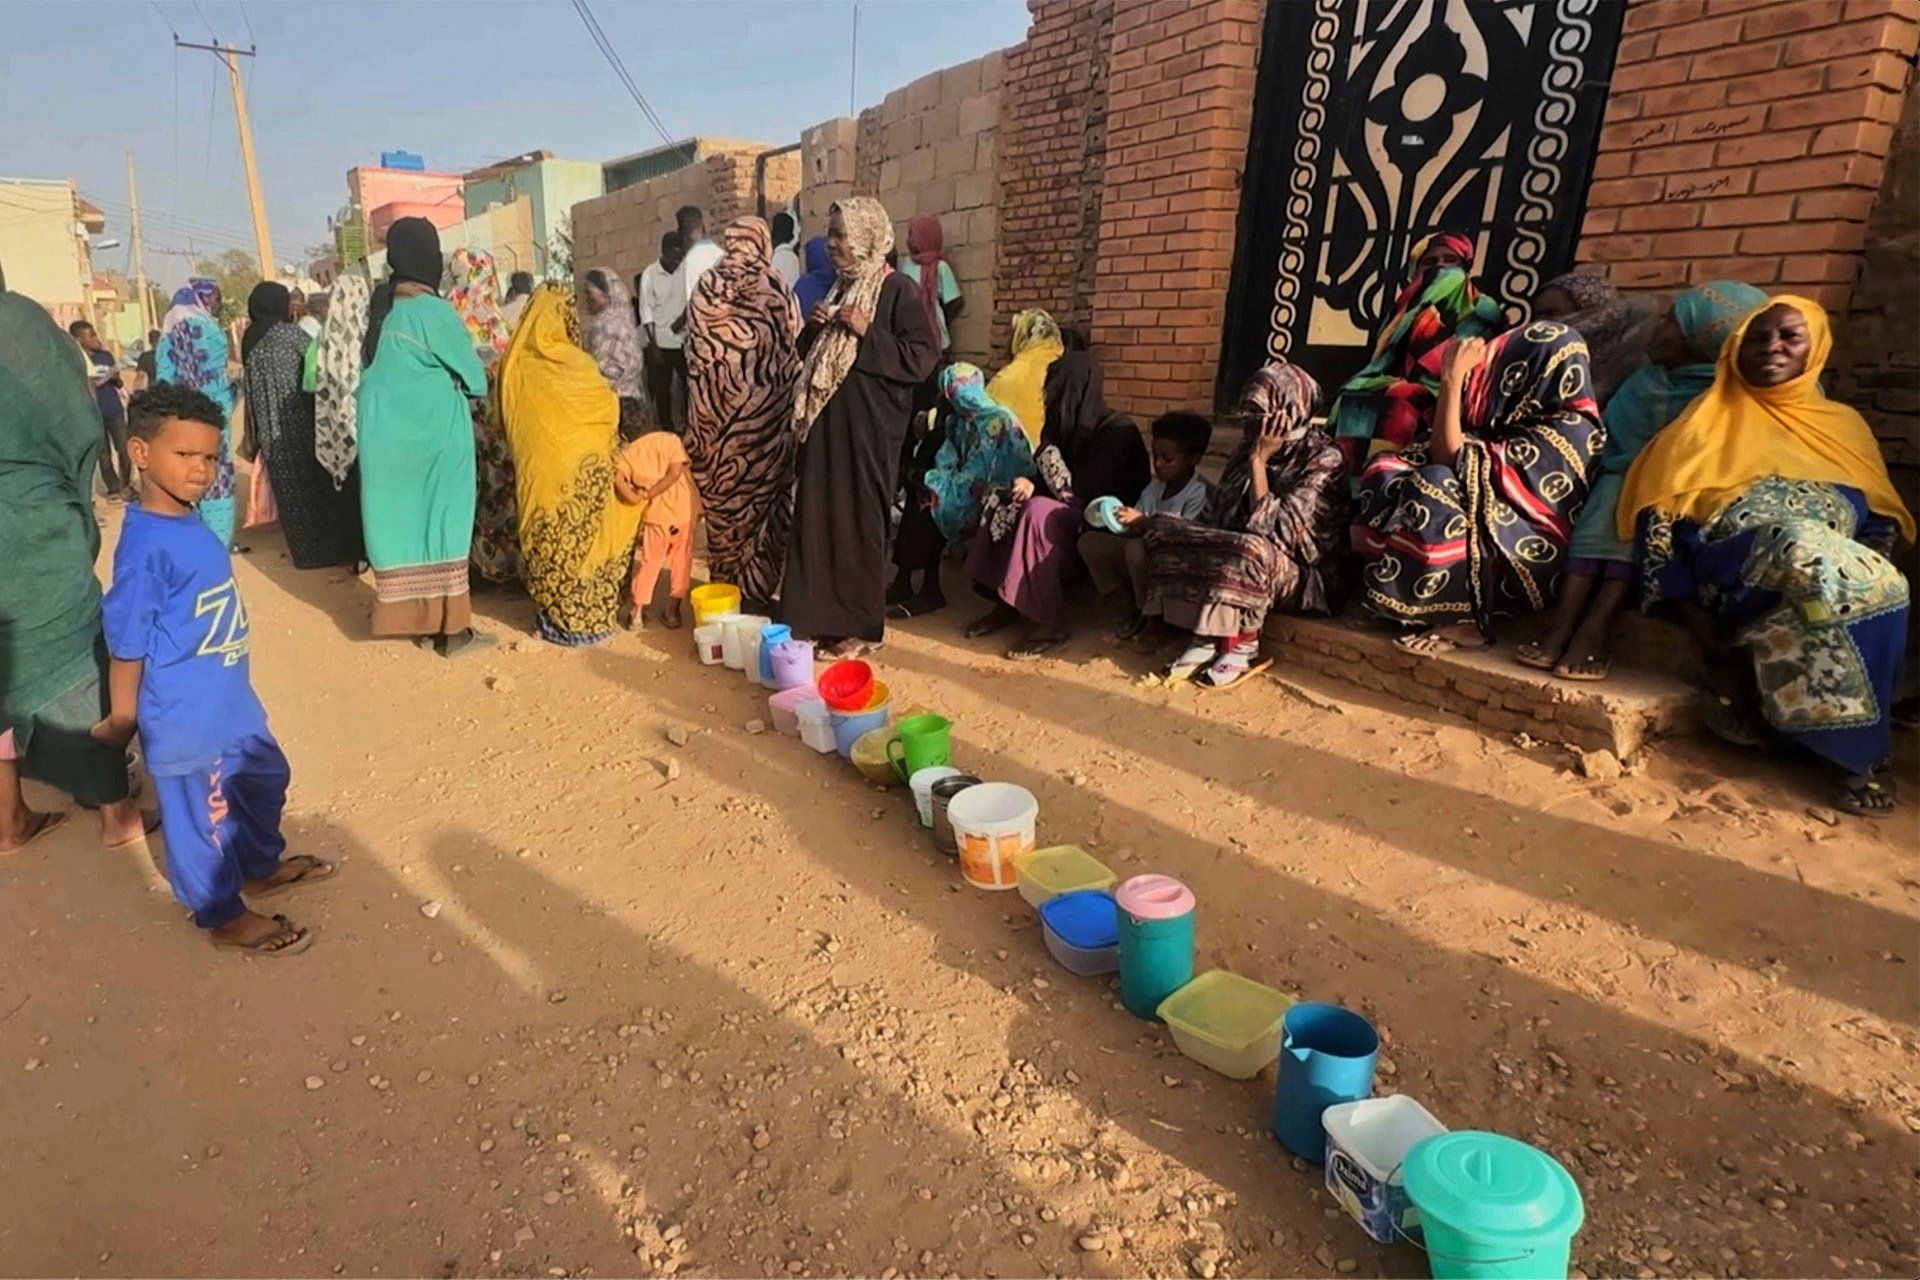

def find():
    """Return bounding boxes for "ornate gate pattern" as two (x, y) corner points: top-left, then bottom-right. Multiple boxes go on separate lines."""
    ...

(1218, 0), (1625, 402)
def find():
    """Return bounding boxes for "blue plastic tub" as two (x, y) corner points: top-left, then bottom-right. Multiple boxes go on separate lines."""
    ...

(1038, 890), (1119, 976)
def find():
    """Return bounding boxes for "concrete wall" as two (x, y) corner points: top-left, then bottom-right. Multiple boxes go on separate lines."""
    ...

(0, 179), (89, 324)
(465, 157), (605, 274)
(570, 150), (801, 292)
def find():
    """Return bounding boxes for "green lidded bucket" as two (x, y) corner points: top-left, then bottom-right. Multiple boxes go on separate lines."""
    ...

(1400, 1131), (1584, 1280)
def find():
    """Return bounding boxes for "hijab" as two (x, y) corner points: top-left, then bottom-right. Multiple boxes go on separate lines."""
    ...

(241, 280), (291, 362)
(907, 213), (948, 343)
(985, 308), (1066, 449)
(161, 276), (220, 337)
(1618, 295), (1913, 543)
(363, 216), (443, 368)
(583, 267), (643, 398)
(1538, 270), (1654, 405)
(794, 236), (835, 318)
(1204, 360), (1326, 529)
(1595, 280), (1767, 477)
(793, 197), (893, 440)
(445, 247), (510, 365)
(313, 266), (372, 488)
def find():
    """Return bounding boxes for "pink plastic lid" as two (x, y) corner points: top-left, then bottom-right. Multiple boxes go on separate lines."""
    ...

(1115, 873), (1195, 920)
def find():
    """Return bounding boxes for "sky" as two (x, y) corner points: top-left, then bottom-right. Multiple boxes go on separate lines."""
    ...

(2, 0), (1031, 292)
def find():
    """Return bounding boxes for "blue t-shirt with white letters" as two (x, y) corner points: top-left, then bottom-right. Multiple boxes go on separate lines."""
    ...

(102, 506), (268, 775)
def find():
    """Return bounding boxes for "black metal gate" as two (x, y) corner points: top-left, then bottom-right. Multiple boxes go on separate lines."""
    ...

(1217, 0), (1625, 405)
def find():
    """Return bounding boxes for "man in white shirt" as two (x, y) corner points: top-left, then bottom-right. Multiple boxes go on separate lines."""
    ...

(672, 205), (722, 332)
(769, 210), (801, 289)
(640, 232), (688, 432)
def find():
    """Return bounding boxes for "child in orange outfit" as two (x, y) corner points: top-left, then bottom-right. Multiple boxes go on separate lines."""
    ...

(615, 426), (701, 629)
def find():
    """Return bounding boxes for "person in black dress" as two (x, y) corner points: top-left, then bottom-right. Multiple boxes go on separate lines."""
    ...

(782, 198), (940, 657)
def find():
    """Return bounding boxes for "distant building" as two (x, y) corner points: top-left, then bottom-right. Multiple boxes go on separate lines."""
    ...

(601, 137), (774, 194)
(0, 177), (103, 328)
(346, 161), (465, 248)
(463, 150), (604, 274)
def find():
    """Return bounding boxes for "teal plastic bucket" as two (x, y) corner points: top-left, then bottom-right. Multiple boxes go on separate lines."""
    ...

(1400, 1131), (1584, 1280)
(1115, 875), (1195, 1019)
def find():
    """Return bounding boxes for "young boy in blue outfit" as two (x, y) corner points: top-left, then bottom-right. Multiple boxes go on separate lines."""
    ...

(96, 383), (332, 956)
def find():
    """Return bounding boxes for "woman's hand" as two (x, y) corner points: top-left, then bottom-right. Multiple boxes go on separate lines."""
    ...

(1011, 476), (1035, 503)
(89, 716), (136, 749)
(838, 305), (870, 338)
(1249, 418), (1291, 465)
(1440, 335), (1487, 388)
(809, 303), (833, 329)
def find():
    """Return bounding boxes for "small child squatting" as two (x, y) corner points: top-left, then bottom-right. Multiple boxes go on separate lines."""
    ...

(616, 425), (701, 630)
(99, 383), (336, 956)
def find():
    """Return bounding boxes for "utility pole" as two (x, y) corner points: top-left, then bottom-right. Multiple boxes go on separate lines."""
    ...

(125, 150), (154, 332)
(176, 38), (275, 281)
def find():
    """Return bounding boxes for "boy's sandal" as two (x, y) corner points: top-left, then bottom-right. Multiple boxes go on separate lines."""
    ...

(209, 914), (312, 957)
(0, 810), (70, 856)
(248, 855), (338, 901)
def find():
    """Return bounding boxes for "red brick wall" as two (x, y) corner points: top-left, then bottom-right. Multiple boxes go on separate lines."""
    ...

(1090, 0), (1264, 422)
(1578, 0), (1919, 310)
(993, 0), (1112, 357)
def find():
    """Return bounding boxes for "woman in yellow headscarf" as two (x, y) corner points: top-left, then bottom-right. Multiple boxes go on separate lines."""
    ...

(986, 308), (1065, 448)
(496, 283), (644, 646)
(1620, 296), (1912, 816)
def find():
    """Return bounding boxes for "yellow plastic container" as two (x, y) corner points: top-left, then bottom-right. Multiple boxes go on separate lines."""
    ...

(690, 583), (741, 626)
(1013, 844), (1117, 908)
(850, 727), (899, 789)
(862, 680), (891, 712)
(1156, 970), (1295, 1080)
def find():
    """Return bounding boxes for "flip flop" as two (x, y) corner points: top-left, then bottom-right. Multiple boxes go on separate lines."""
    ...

(0, 809), (70, 856)
(1006, 635), (1067, 661)
(1553, 655), (1612, 683)
(247, 854), (338, 901)
(1513, 641), (1562, 671)
(1198, 657), (1273, 692)
(1838, 774), (1897, 819)
(208, 913), (313, 957)
(101, 809), (163, 852)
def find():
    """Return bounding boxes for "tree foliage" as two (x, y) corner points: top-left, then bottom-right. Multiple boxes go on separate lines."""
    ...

(189, 249), (262, 325)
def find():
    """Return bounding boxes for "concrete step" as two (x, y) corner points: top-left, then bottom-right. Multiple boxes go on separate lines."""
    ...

(1260, 611), (1702, 758)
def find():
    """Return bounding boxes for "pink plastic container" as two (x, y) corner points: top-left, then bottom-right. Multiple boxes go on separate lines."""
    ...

(768, 682), (820, 738)
(1116, 873), (1197, 920)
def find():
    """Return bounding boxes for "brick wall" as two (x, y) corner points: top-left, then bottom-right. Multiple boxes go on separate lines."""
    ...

(1832, 78), (1920, 496)
(993, 0), (1114, 355)
(1577, 0), (1919, 311)
(1091, 0), (1263, 422)
(570, 150), (798, 291)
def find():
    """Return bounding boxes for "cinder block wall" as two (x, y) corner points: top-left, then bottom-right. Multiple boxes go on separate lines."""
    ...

(571, 150), (799, 292)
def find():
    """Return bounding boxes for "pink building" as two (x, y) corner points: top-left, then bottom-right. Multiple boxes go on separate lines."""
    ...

(346, 165), (464, 247)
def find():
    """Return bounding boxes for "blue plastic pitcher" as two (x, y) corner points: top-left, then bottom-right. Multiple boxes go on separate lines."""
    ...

(1271, 1002), (1378, 1160)
(1400, 1131), (1584, 1279)
(756, 623), (792, 686)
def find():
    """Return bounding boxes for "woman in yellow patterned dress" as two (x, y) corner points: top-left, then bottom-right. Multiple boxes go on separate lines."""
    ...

(496, 284), (645, 646)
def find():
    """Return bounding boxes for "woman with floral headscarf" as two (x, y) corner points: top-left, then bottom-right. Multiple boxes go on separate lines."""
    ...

(443, 249), (519, 584)
(1135, 361), (1349, 687)
(1326, 232), (1506, 487)
(583, 268), (650, 437)
(684, 216), (802, 607)
(155, 276), (237, 546)
(782, 198), (940, 655)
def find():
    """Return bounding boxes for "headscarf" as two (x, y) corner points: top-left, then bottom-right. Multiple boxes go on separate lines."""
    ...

(1327, 231), (1506, 473)
(1039, 349), (1149, 505)
(445, 248), (510, 365)
(0, 281), (109, 722)
(241, 280), (290, 362)
(583, 267), (643, 398)
(1537, 270), (1654, 405)
(1618, 295), (1914, 543)
(1595, 280), (1768, 479)
(1206, 361), (1325, 527)
(907, 213), (949, 343)
(794, 236), (835, 319)
(793, 197), (893, 440)
(925, 361), (1034, 547)
(166, 276), (220, 320)
(363, 216), (443, 368)
(313, 266), (371, 488)
(986, 308), (1066, 449)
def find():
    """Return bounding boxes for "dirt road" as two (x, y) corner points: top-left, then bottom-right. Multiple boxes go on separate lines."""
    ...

(2, 503), (1915, 1278)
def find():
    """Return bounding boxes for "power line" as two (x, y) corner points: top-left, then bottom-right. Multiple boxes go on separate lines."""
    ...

(147, 0), (178, 37)
(189, 0), (216, 39)
(237, 0), (255, 43)
(569, 0), (674, 148)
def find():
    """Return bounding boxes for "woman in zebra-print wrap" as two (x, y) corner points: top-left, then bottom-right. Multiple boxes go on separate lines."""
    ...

(683, 217), (803, 609)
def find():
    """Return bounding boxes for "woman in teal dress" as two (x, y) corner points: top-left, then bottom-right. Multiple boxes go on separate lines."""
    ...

(155, 277), (237, 546)
(355, 218), (490, 656)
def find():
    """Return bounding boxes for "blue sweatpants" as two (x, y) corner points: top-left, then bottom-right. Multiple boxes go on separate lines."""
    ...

(153, 731), (290, 929)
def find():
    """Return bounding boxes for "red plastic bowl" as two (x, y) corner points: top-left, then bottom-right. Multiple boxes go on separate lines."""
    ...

(817, 659), (875, 712)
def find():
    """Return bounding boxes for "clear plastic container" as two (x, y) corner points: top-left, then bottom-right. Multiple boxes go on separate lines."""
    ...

(1014, 844), (1117, 908)
(1156, 969), (1295, 1080)
(796, 698), (835, 754)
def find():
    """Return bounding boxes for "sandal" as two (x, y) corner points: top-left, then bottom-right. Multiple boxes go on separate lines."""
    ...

(101, 809), (163, 852)
(1553, 651), (1612, 683)
(246, 854), (338, 901)
(1396, 625), (1489, 657)
(887, 592), (947, 620)
(1164, 642), (1216, 682)
(1514, 640), (1563, 671)
(209, 912), (313, 957)
(0, 809), (69, 856)
(1006, 633), (1067, 661)
(1838, 772), (1897, 819)
(963, 605), (1019, 640)
(1700, 689), (1767, 748)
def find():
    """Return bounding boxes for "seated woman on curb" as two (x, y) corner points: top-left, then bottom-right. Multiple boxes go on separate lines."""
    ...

(1130, 361), (1349, 687)
(1518, 280), (1768, 680)
(964, 339), (1150, 659)
(1618, 297), (1913, 817)
(1352, 320), (1603, 653)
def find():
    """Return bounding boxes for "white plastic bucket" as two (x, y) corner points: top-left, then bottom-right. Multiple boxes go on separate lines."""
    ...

(909, 765), (963, 829)
(693, 623), (726, 666)
(945, 782), (1037, 890)
(1322, 1095), (1448, 1245)
(796, 697), (835, 754)
(722, 614), (770, 673)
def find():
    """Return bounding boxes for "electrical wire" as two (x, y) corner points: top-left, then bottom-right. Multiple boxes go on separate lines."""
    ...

(189, 0), (216, 38)
(147, 0), (178, 37)
(237, 0), (255, 44)
(569, 0), (674, 147)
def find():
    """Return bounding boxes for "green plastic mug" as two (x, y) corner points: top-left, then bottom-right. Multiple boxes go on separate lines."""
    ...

(887, 714), (952, 782)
